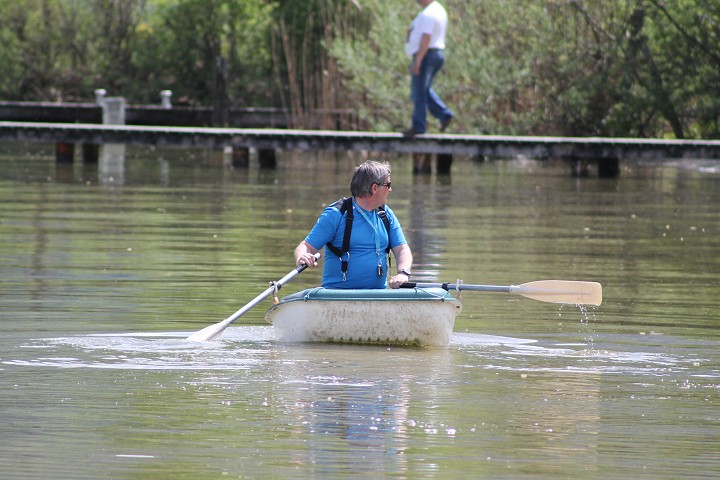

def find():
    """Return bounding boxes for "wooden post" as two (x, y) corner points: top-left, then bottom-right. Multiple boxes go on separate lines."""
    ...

(413, 153), (432, 175)
(437, 153), (453, 174)
(598, 157), (620, 178)
(258, 148), (276, 169)
(82, 143), (99, 164)
(232, 146), (250, 168)
(55, 142), (75, 163)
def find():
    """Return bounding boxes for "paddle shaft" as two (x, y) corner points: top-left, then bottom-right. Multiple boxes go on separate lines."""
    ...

(403, 283), (514, 293)
(219, 280), (287, 327)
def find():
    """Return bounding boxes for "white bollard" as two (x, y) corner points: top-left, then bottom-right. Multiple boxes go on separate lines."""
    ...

(94, 89), (107, 106)
(160, 90), (173, 109)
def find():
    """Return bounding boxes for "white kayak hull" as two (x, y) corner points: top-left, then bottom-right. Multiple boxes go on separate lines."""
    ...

(265, 287), (462, 346)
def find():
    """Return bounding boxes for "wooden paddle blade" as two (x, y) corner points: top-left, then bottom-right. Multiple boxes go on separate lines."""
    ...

(186, 319), (231, 342)
(513, 280), (602, 306)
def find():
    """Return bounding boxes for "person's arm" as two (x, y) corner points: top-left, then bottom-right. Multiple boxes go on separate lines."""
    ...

(388, 243), (413, 288)
(412, 33), (432, 75)
(294, 240), (319, 267)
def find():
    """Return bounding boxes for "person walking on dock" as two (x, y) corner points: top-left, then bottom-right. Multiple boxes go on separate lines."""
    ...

(402, 0), (454, 137)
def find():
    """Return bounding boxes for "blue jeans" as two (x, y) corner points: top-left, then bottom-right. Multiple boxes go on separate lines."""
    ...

(410, 49), (453, 133)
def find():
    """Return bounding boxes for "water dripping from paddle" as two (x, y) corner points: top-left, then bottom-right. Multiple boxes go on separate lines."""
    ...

(555, 303), (599, 349)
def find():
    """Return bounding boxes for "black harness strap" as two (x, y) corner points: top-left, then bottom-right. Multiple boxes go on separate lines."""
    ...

(326, 197), (391, 279)
(325, 197), (354, 277)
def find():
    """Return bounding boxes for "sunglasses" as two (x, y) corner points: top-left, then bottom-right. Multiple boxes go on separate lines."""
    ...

(377, 181), (392, 189)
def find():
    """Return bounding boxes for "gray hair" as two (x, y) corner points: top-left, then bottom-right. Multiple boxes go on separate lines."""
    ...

(350, 160), (391, 197)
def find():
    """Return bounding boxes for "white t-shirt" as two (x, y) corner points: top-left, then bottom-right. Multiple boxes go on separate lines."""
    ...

(405, 1), (448, 58)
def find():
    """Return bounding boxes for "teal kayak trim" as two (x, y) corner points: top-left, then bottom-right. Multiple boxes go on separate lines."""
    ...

(279, 287), (457, 303)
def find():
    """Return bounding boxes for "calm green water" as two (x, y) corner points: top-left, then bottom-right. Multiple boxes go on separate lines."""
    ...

(1, 145), (718, 479)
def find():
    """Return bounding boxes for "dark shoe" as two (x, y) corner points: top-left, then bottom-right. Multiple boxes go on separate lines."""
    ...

(440, 116), (453, 133)
(402, 127), (418, 138)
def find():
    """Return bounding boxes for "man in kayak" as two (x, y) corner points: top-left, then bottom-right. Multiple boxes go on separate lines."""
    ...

(294, 160), (414, 289)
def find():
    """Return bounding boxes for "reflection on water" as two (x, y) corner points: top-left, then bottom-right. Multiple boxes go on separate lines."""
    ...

(4, 327), (717, 478)
(0, 144), (719, 479)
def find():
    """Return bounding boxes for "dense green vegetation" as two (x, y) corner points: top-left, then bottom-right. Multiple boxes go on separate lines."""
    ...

(1, 0), (717, 138)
